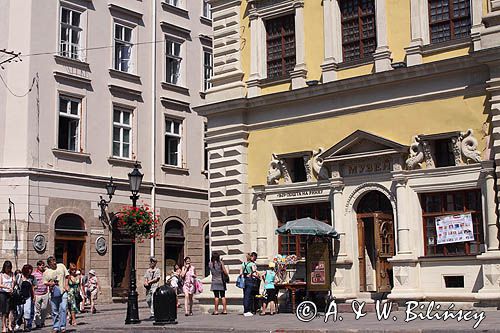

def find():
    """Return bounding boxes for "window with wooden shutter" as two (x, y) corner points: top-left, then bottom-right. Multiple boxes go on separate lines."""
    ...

(428, 0), (471, 44)
(265, 15), (296, 80)
(340, 0), (377, 63)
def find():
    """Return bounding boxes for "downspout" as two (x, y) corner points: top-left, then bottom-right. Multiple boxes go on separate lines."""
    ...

(151, 0), (157, 258)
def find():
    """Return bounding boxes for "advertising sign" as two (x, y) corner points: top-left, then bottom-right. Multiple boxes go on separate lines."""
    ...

(435, 213), (474, 245)
(306, 239), (330, 291)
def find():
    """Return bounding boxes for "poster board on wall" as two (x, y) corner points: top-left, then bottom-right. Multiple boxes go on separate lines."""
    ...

(306, 238), (330, 291)
(435, 213), (474, 245)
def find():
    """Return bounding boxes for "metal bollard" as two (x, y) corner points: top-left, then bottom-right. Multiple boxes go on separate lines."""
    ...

(153, 284), (178, 325)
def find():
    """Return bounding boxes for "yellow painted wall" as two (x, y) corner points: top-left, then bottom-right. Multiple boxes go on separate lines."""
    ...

(387, 0), (411, 63)
(337, 64), (374, 80)
(241, 1), (251, 85)
(422, 47), (471, 63)
(261, 82), (291, 95)
(247, 95), (488, 186)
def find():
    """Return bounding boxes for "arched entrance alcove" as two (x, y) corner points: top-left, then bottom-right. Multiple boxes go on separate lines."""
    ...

(54, 213), (86, 270)
(355, 190), (395, 295)
(164, 220), (185, 279)
(111, 217), (133, 298)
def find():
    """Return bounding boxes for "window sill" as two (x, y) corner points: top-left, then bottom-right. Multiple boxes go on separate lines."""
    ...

(200, 16), (212, 26)
(422, 37), (472, 56)
(161, 2), (189, 18)
(337, 57), (374, 70)
(260, 76), (291, 87)
(107, 157), (141, 168)
(108, 68), (141, 83)
(52, 148), (91, 162)
(161, 81), (190, 95)
(161, 164), (189, 174)
(54, 55), (90, 70)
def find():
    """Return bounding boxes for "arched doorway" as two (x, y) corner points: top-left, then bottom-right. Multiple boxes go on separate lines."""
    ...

(111, 218), (133, 298)
(356, 191), (395, 294)
(164, 220), (185, 279)
(54, 214), (86, 270)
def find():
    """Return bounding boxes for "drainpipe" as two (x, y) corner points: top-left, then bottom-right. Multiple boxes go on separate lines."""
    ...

(150, 0), (157, 258)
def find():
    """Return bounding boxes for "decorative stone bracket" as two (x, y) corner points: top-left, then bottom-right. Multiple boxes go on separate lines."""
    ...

(405, 129), (482, 170)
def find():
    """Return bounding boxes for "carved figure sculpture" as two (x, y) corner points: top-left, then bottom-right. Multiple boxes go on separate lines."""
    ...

(303, 155), (313, 181)
(460, 129), (481, 163)
(267, 153), (282, 185)
(405, 136), (424, 170)
(311, 148), (329, 180)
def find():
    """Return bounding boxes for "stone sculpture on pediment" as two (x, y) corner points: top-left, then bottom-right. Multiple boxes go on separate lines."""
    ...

(266, 153), (282, 185)
(405, 136), (425, 170)
(460, 129), (482, 164)
(451, 136), (463, 166)
(311, 147), (329, 180)
(303, 155), (313, 181)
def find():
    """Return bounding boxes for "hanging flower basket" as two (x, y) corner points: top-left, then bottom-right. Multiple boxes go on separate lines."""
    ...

(116, 204), (160, 243)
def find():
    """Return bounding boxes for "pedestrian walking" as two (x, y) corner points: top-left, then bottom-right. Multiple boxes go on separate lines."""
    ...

(67, 263), (81, 326)
(260, 262), (278, 316)
(165, 265), (181, 308)
(85, 270), (100, 314)
(79, 269), (87, 312)
(43, 256), (69, 333)
(0, 261), (15, 333)
(239, 252), (258, 317)
(16, 264), (35, 332)
(143, 257), (160, 319)
(208, 253), (228, 315)
(32, 260), (49, 329)
(180, 257), (196, 316)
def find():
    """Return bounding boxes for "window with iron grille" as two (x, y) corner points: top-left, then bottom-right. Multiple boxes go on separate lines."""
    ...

(114, 24), (133, 72)
(166, 39), (182, 85)
(58, 95), (81, 151)
(203, 0), (212, 19)
(340, 0), (377, 63)
(112, 108), (132, 159)
(421, 190), (483, 257)
(428, 0), (471, 44)
(59, 7), (82, 60)
(277, 203), (331, 258)
(203, 50), (213, 91)
(265, 15), (296, 80)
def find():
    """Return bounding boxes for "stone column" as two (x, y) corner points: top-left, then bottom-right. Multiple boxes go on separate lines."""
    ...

(290, 1), (307, 89)
(481, 162), (499, 251)
(247, 11), (262, 97)
(330, 179), (347, 258)
(405, 0), (424, 66)
(373, 0), (392, 72)
(321, 0), (341, 82)
(254, 186), (268, 261)
(394, 176), (411, 255)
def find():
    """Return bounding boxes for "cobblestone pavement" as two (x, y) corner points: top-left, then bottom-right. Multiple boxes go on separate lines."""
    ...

(35, 302), (500, 332)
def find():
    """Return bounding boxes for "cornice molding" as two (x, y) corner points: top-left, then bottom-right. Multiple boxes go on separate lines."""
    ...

(108, 4), (143, 20)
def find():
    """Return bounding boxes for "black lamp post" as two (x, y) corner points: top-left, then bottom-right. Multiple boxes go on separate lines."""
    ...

(98, 177), (116, 225)
(125, 163), (143, 325)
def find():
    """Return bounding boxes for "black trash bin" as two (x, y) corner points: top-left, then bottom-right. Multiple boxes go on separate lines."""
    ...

(153, 285), (178, 325)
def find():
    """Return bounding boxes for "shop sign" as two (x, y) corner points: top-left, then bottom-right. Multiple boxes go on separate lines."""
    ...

(435, 213), (474, 245)
(277, 189), (324, 198)
(91, 229), (105, 235)
(306, 239), (330, 291)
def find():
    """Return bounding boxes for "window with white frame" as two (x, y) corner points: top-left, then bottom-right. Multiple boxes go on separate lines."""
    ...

(203, 1), (212, 19)
(58, 95), (81, 151)
(114, 24), (133, 72)
(166, 0), (180, 7)
(165, 118), (182, 166)
(166, 39), (182, 85)
(59, 7), (82, 59)
(112, 108), (132, 159)
(203, 50), (213, 91)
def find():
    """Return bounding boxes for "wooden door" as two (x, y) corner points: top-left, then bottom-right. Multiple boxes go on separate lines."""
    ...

(357, 218), (366, 292)
(374, 213), (395, 292)
(55, 237), (85, 270)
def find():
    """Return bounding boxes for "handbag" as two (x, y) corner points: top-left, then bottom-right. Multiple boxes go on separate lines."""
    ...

(194, 279), (203, 294)
(13, 286), (26, 305)
(221, 263), (229, 284)
(235, 275), (245, 289)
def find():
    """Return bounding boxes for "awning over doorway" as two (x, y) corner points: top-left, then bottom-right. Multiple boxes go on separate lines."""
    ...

(275, 217), (340, 239)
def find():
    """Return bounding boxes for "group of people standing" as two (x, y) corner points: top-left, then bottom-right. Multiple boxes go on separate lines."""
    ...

(0, 257), (100, 333)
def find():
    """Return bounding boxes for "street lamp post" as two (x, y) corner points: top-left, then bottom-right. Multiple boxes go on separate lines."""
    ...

(97, 177), (117, 225)
(125, 163), (143, 325)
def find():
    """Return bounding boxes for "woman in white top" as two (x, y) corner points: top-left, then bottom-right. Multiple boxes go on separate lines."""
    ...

(0, 261), (15, 333)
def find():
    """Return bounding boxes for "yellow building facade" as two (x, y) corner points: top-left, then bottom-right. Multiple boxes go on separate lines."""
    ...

(196, 0), (500, 304)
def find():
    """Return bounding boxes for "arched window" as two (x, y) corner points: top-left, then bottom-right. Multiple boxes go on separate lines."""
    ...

(54, 213), (86, 271)
(55, 214), (85, 233)
(164, 220), (185, 279)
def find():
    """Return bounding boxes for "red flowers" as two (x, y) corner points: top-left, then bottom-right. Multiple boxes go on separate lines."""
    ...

(116, 203), (160, 242)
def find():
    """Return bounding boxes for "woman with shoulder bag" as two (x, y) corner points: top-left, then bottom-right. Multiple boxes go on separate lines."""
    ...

(180, 257), (196, 316)
(0, 261), (15, 333)
(208, 253), (228, 315)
